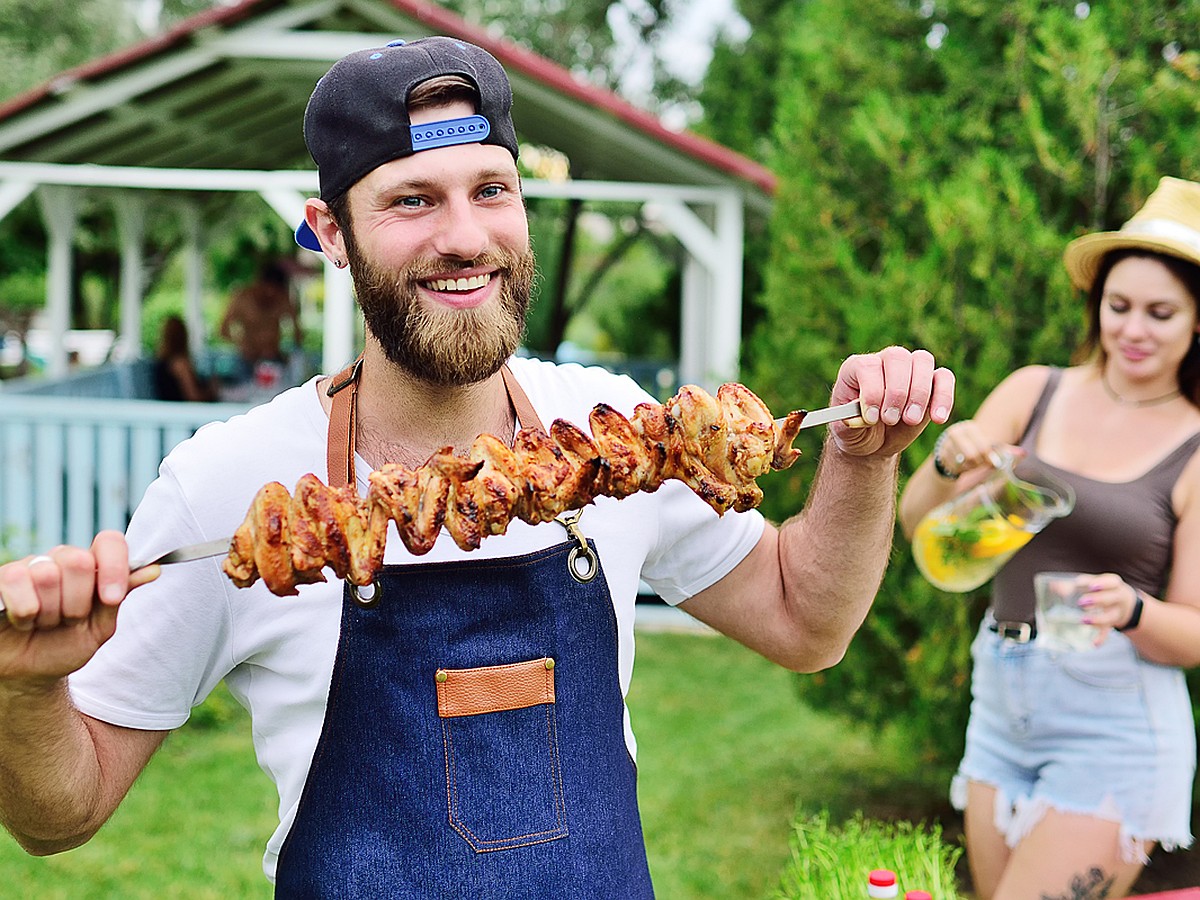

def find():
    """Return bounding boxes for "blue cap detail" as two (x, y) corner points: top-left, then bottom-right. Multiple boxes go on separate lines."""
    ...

(295, 219), (321, 252)
(410, 115), (491, 152)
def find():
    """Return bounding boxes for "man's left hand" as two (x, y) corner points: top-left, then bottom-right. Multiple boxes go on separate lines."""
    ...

(828, 347), (954, 458)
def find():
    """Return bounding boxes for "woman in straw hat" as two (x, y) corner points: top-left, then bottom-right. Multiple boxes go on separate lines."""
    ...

(900, 176), (1200, 899)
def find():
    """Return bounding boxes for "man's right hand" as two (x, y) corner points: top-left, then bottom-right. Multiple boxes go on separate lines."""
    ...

(0, 532), (159, 681)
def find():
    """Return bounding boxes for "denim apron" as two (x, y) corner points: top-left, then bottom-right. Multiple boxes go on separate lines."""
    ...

(274, 359), (654, 898)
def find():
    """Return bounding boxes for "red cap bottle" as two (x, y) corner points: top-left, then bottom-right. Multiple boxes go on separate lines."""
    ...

(868, 869), (899, 898)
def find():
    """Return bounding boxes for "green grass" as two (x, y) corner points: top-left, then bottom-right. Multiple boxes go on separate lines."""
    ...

(775, 812), (962, 899)
(2, 630), (955, 897)
(0, 687), (275, 899)
(628, 629), (954, 899)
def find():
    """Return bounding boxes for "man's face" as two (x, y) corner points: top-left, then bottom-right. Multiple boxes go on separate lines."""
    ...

(341, 101), (535, 386)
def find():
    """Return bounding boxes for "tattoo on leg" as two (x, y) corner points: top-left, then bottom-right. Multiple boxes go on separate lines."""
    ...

(1039, 867), (1115, 900)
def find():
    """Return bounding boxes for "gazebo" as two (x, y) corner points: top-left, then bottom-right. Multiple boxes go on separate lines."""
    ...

(0, 0), (774, 385)
(0, 0), (776, 553)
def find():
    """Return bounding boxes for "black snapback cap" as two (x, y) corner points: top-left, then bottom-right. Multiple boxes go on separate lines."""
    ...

(296, 36), (519, 251)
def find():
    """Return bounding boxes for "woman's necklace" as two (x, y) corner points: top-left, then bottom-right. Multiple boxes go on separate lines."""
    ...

(1100, 369), (1182, 408)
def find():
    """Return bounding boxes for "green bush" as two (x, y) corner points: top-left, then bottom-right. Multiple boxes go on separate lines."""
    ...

(774, 811), (962, 900)
(748, 0), (1200, 774)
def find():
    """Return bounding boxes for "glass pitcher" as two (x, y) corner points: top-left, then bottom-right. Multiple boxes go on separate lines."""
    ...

(912, 454), (1075, 593)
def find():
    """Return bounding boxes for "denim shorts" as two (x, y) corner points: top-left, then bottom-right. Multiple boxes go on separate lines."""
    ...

(951, 618), (1196, 861)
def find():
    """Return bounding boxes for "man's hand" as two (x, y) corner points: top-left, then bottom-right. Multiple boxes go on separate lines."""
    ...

(0, 532), (159, 681)
(828, 347), (954, 458)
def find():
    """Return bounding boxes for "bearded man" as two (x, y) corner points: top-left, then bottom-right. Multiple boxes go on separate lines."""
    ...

(0, 37), (953, 897)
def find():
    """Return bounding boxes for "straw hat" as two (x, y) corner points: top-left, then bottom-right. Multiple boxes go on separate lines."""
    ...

(1063, 176), (1200, 291)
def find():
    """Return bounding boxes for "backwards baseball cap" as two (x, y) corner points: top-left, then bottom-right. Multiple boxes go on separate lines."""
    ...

(295, 36), (519, 251)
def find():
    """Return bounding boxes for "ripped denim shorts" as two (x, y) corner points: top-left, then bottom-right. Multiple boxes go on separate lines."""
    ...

(951, 616), (1195, 861)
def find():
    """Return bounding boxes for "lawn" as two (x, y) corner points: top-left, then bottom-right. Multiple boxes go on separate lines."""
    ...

(0, 692), (275, 899)
(2, 629), (952, 898)
(629, 628), (952, 899)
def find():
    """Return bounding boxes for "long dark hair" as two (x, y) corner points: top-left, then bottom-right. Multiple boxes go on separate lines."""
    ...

(1072, 249), (1200, 406)
(157, 314), (190, 360)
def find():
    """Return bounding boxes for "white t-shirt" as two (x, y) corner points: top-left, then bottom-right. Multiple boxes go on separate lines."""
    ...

(68, 356), (764, 879)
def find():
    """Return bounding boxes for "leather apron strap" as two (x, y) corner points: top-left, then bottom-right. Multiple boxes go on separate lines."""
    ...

(325, 356), (363, 489)
(325, 357), (546, 489)
(500, 364), (545, 434)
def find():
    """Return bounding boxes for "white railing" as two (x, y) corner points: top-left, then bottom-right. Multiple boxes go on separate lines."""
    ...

(0, 395), (249, 557)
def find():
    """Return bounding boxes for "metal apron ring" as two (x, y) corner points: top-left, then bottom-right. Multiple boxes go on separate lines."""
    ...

(350, 579), (382, 609)
(558, 510), (598, 584)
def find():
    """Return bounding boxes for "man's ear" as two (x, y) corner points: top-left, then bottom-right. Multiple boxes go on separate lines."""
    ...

(304, 198), (347, 264)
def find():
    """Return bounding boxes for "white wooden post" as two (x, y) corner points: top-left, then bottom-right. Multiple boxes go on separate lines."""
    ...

(323, 261), (355, 372)
(36, 186), (78, 379)
(678, 255), (712, 389)
(712, 189), (744, 385)
(643, 197), (736, 390)
(113, 192), (147, 361)
(180, 199), (206, 360)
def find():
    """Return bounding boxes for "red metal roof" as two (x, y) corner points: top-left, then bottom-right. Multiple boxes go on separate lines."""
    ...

(0, 0), (775, 196)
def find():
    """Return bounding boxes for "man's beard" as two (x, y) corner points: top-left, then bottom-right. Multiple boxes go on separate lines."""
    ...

(349, 245), (535, 386)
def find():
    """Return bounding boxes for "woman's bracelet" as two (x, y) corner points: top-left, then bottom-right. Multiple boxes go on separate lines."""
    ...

(1116, 588), (1145, 632)
(932, 431), (961, 480)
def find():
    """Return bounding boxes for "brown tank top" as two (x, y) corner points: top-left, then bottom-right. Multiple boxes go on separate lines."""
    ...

(991, 368), (1200, 624)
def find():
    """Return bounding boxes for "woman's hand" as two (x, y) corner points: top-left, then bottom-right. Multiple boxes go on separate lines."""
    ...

(931, 420), (1023, 483)
(1079, 573), (1143, 633)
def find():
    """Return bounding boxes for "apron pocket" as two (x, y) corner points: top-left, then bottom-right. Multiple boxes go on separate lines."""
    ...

(436, 657), (568, 853)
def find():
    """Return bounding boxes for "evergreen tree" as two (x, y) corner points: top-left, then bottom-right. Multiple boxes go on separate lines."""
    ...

(746, 0), (1200, 769)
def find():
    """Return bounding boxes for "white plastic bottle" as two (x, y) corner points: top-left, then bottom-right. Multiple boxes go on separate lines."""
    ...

(867, 869), (899, 898)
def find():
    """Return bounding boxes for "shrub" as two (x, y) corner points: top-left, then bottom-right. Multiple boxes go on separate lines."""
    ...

(749, 0), (1200, 776)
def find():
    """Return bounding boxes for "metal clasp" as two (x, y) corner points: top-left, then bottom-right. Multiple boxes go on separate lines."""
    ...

(995, 620), (1033, 643)
(557, 510), (598, 584)
(326, 355), (364, 396)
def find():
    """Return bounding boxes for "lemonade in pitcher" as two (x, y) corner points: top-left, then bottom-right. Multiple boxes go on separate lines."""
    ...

(911, 456), (1074, 593)
(912, 507), (1035, 592)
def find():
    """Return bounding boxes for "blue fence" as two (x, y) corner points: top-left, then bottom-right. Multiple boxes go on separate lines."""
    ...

(0, 393), (250, 558)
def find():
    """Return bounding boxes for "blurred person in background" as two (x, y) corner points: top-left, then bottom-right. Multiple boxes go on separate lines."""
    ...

(153, 314), (218, 402)
(220, 258), (303, 376)
(899, 176), (1200, 899)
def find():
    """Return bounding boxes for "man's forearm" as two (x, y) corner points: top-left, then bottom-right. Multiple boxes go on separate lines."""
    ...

(0, 678), (104, 854)
(778, 437), (900, 659)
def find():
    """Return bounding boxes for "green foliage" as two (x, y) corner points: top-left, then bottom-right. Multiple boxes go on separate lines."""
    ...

(774, 812), (963, 899)
(0, 0), (138, 101)
(523, 197), (678, 360)
(204, 196), (304, 292)
(438, 0), (696, 113)
(0, 271), (44, 320)
(744, 0), (1200, 768)
(695, 0), (801, 161)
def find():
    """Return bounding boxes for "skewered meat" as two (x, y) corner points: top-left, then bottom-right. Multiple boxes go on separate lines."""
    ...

(223, 382), (809, 595)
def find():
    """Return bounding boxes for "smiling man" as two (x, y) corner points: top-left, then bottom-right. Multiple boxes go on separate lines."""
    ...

(0, 37), (953, 897)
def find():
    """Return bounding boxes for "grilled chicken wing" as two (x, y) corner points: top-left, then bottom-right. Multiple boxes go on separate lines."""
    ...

(223, 382), (807, 595)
